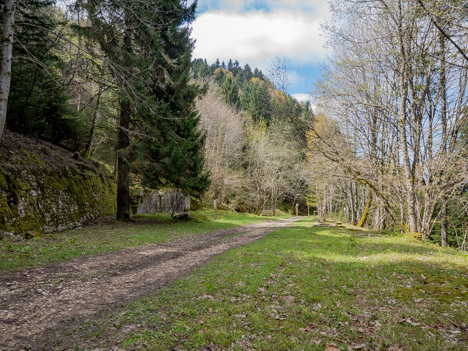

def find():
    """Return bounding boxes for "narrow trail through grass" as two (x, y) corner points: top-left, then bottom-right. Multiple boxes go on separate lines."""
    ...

(47, 217), (467, 351)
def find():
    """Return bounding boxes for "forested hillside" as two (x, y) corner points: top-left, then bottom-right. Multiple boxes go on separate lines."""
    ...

(192, 58), (314, 214)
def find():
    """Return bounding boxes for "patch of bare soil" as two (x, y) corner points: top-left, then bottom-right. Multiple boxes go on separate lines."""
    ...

(0, 217), (300, 350)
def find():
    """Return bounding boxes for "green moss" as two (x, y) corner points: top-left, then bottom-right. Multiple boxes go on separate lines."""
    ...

(0, 157), (116, 234)
(23, 150), (47, 168)
(0, 173), (7, 189)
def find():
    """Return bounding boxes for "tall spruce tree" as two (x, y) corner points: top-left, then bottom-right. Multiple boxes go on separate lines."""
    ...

(75, 0), (208, 219)
(138, 0), (209, 200)
(221, 76), (240, 109)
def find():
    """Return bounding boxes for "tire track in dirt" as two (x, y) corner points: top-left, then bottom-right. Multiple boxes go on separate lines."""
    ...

(0, 216), (301, 349)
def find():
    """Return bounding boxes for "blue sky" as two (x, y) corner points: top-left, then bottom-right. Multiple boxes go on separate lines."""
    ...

(190, 0), (331, 102)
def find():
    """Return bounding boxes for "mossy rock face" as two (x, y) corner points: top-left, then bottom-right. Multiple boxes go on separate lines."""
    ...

(0, 132), (117, 234)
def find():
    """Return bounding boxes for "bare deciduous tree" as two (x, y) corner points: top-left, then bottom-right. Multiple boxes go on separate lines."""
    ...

(310, 0), (468, 241)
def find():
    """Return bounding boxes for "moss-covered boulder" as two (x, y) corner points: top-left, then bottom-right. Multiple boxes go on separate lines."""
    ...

(0, 132), (116, 234)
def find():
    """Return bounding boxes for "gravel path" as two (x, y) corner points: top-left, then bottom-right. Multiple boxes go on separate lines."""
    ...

(0, 217), (301, 349)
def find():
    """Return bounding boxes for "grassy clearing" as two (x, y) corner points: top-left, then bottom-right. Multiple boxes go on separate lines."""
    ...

(0, 210), (285, 272)
(50, 217), (467, 351)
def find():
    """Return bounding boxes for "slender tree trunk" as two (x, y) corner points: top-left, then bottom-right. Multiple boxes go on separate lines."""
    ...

(373, 204), (380, 231)
(399, 62), (418, 233)
(357, 192), (372, 228)
(440, 32), (448, 246)
(352, 182), (358, 224)
(271, 194), (276, 216)
(399, 199), (405, 229)
(324, 188), (327, 217)
(116, 101), (131, 220)
(84, 67), (105, 159)
(116, 18), (132, 221)
(0, 0), (16, 140)
(395, 0), (418, 235)
(462, 229), (467, 252)
(441, 202), (448, 246)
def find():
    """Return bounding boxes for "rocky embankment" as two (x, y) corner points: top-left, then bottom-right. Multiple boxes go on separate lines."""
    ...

(0, 132), (116, 236)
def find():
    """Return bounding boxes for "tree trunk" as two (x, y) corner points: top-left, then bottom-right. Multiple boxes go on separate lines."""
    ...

(440, 32), (448, 247)
(116, 17), (132, 221)
(394, 1), (418, 235)
(0, 0), (16, 140)
(441, 201), (448, 246)
(357, 192), (372, 228)
(84, 67), (105, 159)
(271, 195), (276, 216)
(116, 101), (131, 220)
(352, 181), (358, 224)
(399, 62), (418, 234)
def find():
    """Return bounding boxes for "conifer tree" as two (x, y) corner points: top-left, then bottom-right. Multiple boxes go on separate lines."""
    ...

(75, 0), (208, 219)
(6, 0), (80, 146)
(221, 76), (240, 109)
(138, 0), (209, 200)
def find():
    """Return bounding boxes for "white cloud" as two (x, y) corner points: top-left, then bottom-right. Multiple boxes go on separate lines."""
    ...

(292, 93), (312, 103)
(191, 9), (330, 71)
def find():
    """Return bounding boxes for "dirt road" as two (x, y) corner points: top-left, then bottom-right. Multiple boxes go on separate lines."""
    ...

(0, 217), (300, 349)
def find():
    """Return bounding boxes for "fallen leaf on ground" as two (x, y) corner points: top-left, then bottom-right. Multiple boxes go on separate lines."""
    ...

(234, 314), (247, 319)
(299, 324), (316, 332)
(399, 318), (420, 326)
(274, 315), (286, 320)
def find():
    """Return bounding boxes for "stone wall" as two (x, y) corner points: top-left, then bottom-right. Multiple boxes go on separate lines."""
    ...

(137, 190), (190, 214)
(0, 132), (117, 233)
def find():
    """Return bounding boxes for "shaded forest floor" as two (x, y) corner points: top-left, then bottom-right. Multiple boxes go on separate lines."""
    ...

(1, 215), (467, 350)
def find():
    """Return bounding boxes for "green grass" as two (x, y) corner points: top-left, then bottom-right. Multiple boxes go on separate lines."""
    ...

(0, 210), (286, 272)
(50, 217), (467, 351)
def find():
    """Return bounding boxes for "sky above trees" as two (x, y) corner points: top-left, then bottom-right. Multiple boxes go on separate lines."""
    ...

(190, 0), (331, 102)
